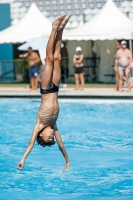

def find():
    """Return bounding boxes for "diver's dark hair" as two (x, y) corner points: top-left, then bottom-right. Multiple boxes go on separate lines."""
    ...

(36, 128), (55, 147)
(28, 47), (32, 50)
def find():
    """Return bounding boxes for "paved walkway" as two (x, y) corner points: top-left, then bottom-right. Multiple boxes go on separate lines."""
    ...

(0, 85), (133, 99)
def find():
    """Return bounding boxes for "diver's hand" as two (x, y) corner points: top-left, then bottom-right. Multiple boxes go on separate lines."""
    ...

(17, 160), (25, 170)
(106, 49), (111, 54)
(62, 160), (70, 172)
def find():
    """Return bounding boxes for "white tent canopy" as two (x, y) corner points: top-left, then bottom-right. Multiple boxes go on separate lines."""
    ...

(18, 36), (49, 51)
(63, 0), (133, 40)
(0, 3), (52, 43)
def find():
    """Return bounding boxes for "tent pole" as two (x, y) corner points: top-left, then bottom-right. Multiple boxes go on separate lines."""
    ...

(126, 11), (132, 53)
(129, 40), (132, 53)
(83, 13), (86, 23)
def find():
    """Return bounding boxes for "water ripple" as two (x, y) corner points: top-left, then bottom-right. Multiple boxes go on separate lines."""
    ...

(0, 99), (133, 200)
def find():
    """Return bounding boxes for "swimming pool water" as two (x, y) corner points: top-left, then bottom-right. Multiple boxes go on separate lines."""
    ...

(0, 99), (133, 200)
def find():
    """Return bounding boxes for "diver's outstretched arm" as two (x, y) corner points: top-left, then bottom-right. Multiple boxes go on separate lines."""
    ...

(54, 124), (70, 172)
(17, 117), (40, 170)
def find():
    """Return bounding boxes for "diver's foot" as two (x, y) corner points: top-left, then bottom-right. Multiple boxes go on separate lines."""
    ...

(52, 15), (66, 30)
(75, 88), (79, 90)
(58, 15), (71, 31)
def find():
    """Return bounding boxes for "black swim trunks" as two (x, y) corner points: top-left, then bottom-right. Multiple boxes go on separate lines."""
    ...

(40, 82), (59, 94)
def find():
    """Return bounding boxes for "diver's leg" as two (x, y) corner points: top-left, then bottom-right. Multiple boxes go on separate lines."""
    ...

(52, 15), (71, 86)
(52, 30), (62, 86)
(41, 15), (66, 89)
(125, 68), (131, 92)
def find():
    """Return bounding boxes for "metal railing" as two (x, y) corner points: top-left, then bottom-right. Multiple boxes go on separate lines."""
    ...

(0, 58), (69, 83)
(61, 57), (69, 83)
(1, 58), (132, 84)
(0, 59), (27, 83)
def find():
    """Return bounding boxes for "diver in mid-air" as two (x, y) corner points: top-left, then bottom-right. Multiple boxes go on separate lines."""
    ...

(17, 14), (71, 172)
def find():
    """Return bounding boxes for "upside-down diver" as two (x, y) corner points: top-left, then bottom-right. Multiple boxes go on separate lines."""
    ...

(17, 14), (71, 172)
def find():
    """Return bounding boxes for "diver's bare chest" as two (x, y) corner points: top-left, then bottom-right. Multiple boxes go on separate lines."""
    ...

(38, 103), (59, 125)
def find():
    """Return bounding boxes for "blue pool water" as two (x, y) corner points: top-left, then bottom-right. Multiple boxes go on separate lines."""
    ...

(0, 99), (133, 200)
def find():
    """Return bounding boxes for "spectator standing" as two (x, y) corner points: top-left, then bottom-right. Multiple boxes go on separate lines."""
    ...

(19, 47), (40, 90)
(73, 47), (84, 90)
(115, 41), (132, 92)
(106, 41), (124, 91)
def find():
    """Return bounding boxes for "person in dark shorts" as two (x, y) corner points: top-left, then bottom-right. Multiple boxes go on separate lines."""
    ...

(19, 47), (40, 90)
(73, 46), (84, 90)
(29, 65), (38, 79)
(17, 14), (71, 172)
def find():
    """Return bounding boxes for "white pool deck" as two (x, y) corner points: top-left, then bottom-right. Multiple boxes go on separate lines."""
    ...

(0, 86), (133, 99)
